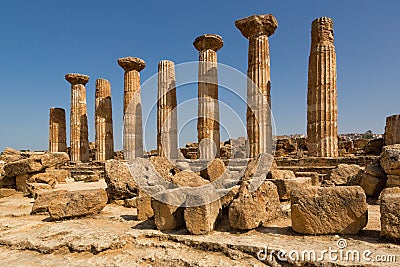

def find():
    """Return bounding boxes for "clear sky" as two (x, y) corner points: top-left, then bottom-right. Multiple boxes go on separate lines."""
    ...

(0, 0), (399, 152)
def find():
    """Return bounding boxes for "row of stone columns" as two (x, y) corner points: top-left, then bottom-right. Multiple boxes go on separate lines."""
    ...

(49, 14), (341, 161)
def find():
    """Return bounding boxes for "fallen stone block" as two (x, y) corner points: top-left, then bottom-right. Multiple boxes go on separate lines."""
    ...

(27, 183), (53, 197)
(360, 173), (386, 197)
(149, 156), (179, 182)
(31, 190), (68, 214)
(48, 189), (108, 220)
(291, 186), (367, 235)
(104, 160), (137, 200)
(229, 181), (281, 230)
(4, 158), (43, 177)
(16, 174), (32, 193)
(241, 153), (276, 181)
(325, 164), (363, 186)
(267, 169), (296, 180)
(137, 189), (154, 221)
(200, 158), (226, 182)
(385, 175), (400, 188)
(380, 144), (400, 176)
(271, 177), (312, 201)
(295, 171), (320, 186)
(380, 188), (400, 239)
(184, 193), (221, 235)
(28, 172), (57, 187)
(151, 188), (186, 230)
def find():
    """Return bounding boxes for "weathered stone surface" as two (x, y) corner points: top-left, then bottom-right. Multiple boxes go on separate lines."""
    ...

(171, 170), (209, 187)
(384, 115), (400, 146)
(4, 153), (69, 178)
(4, 159), (43, 177)
(380, 144), (400, 175)
(200, 158), (226, 182)
(49, 108), (67, 153)
(267, 169), (295, 180)
(307, 17), (338, 157)
(229, 181), (281, 229)
(184, 194), (221, 235)
(0, 188), (16, 198)
(16, 174), (31, 193)
(149, 156), (178, 182)
(136, 190), (154, 221)
(326, 164), (363, 186)
(66, 73), (90, 163)
(118, 57), (146, 160)
(295, 171), (320, 186)
(28, 172), (57, 187)
(380, 188), (400, 239)
(151, 198), (184, 230)
(236, 15), (277, 157)
(95, 78), (114, 162)
(26, 183), (53, 197)
(124, 197), (137, 208)
(360, 173), (385, 197)
(291, 186), (367, 234)
(104, 160), (137, 200)
(271, 177), (312, 201)
(157, 60), (178, 159)
(0, 147), (23, 163)
(42, 169), (69, 183)
(386, 175), (400, 188)
(48, 189), (108, 220)
(31, 190), (68, 214)
(194, 34), (222, 159)
(220, 185), (240, 208)
(242, 153), (275, 181)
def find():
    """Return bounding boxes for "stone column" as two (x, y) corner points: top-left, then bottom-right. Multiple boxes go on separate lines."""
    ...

(235, 14), (278, 158)
(95, 78), (114, 161)
(307, 17), (338, 157)
(65, 73), (90, 162)
(194, 34), (223, 159)
(118, 57), (146, 160)
(157, 60), (178, 159)
(49, 107), (67, 153)
(385, 115), (400, 145)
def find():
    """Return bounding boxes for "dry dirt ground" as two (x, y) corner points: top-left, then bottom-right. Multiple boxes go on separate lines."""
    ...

(0, 180), (399, 266)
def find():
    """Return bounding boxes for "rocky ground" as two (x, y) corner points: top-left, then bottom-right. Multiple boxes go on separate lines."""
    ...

(0, 180), (399, 267)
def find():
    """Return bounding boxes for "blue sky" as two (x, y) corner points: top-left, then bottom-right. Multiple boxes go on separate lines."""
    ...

(0, 0), (399, 151)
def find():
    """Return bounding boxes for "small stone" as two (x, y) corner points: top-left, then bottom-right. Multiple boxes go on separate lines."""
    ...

(385, 175), (400, 188)
(200, 158), (226, 182)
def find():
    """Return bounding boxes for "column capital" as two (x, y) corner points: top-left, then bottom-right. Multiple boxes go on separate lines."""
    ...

(118, 57), (146, 72)
(65, 73), (90, 85)
(193, 34), (223, 52)
(311, 17), (334, 45)
(235, 14), (278, 39)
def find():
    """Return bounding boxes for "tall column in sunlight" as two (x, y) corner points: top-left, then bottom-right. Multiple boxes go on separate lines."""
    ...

(307, 17), (338, 157)
(49, 107), (67, 153)
(65, 73), (90, 162)
(235, 14), (277, 158)
(95, 78), (114, 161)
(118, 57), (146, 160)
(194, 34), (223, 159)
(157, 60), (178, 159)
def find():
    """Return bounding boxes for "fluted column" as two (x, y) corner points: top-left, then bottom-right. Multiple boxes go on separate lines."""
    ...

(385, 115), (400, 145)
(194, 34), (223, 159)
(157, 60), (178, 159)
(95, 78), (114, 161)
(235, 14), (278, 158)
(118, 57), (146, 160)
(307, 17), (338, 157)
(49, 107), (67, 153)
(65, 73), (90, 162)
